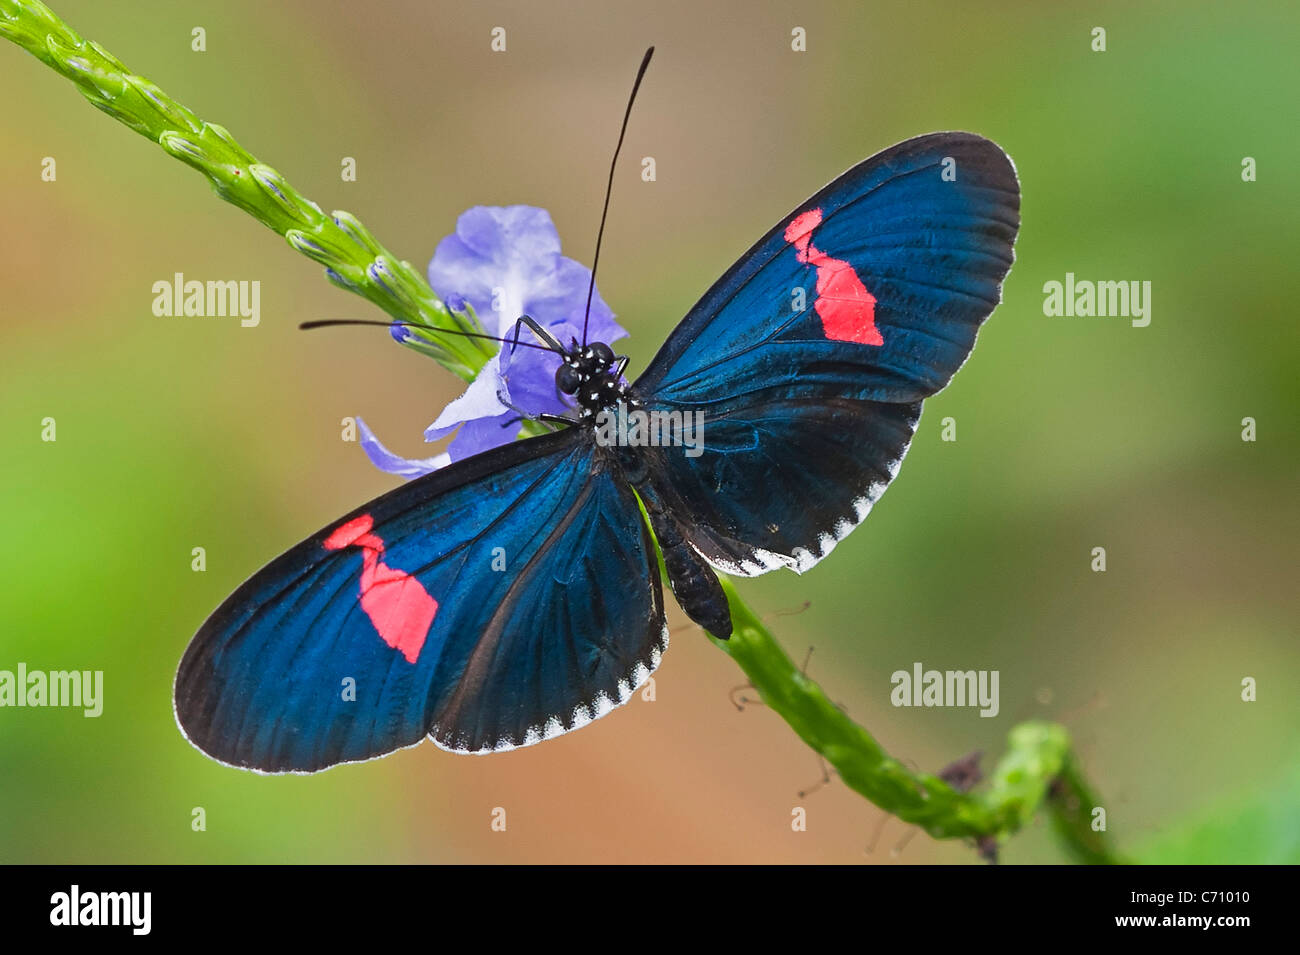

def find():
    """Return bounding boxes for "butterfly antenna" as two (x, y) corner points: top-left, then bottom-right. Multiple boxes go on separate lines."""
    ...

(582, 45), (655, 347)
(299, 319), (560, 353)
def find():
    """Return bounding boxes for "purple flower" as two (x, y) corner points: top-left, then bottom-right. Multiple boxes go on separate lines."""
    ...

(358, 206), (626, 478)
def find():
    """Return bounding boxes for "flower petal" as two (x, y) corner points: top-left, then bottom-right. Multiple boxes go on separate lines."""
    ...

(424, 358), (511, 440)
(522, 256), (622, 341)
(427, 205), (629, 343)
(446, 413), (520, 463)
(356, 416), (449, 477)
(453, 205), (560, 264)
(428, 206), (565, 336)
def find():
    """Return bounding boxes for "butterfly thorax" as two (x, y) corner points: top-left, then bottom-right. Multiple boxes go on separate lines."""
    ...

(554, 343), (733, 637)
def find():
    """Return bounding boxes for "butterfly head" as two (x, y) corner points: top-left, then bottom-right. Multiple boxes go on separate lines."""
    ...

(556, 341), (628, 418)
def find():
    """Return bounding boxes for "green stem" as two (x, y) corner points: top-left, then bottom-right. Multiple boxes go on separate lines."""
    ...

(0, 0), (489, 378)
(716, 579), (1122, 861)
(2, 0), (1121, 863)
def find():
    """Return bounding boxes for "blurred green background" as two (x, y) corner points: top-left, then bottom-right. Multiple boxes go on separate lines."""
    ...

(1, 0), (1296, 864)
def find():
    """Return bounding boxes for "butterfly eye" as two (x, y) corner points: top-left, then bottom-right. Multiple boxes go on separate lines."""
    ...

(591, 342), (614, 366)
(555, 363), (581, 394)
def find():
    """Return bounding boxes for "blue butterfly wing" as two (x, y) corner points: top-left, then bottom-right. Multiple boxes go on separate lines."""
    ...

(635, 397), (921, 576)
(174, 430), (665, 772)
(632, 132), (1019, 575)
(638, 132), (1018, 403)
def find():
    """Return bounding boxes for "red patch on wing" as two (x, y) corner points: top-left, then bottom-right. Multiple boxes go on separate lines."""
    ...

(784, 207), (883, 346)
(323, 514), (437, 664)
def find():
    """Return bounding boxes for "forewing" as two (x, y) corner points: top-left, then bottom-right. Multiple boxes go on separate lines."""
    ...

(636, 131), (1019, 405)
(174, 430), (665, 772)
(632, 132), (1018, 576)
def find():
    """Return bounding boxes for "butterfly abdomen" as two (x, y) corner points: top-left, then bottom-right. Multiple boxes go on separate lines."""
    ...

(640, 492), (732, 638)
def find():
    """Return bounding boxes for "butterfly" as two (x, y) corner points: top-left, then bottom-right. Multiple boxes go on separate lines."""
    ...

(174, 106), (1019, 773)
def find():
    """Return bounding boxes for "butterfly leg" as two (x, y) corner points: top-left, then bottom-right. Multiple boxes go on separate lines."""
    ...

(535, 413), (575, 431)
(507, 313), (566, 354)
(498, 412), (574, 433)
